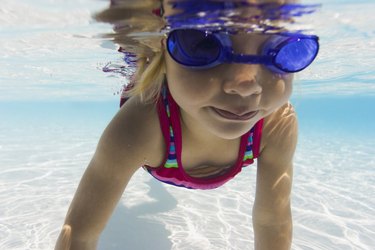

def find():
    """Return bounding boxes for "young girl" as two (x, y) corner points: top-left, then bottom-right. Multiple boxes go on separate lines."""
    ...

(55, 0), (319, 249)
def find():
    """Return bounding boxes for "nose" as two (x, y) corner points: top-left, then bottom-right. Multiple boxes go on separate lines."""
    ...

(222, 64), (262, 97)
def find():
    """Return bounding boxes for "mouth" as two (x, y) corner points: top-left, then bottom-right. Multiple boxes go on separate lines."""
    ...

(211, 107), (259, 121)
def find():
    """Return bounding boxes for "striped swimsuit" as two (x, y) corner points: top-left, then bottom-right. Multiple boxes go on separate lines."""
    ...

(142, 86), (264, 190)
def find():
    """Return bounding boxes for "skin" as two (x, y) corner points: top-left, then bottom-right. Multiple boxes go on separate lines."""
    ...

(55, 1), (298, 249)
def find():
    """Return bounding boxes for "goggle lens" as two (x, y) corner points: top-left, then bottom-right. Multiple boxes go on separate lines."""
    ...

(274, 37), (319, 73)
(167, 29), (221, 67)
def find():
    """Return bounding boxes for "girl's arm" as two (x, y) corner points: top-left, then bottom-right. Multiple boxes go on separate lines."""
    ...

(253, 103), (298, 250)
(55, 97), (164, 250)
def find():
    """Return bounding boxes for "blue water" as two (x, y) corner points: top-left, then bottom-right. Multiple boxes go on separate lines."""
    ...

(1, 0), (374, 249)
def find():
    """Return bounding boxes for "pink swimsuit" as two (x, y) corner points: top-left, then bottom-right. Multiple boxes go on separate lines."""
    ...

(140, 86), (264, 190)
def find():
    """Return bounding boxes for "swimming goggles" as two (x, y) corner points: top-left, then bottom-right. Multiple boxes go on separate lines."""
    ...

(166, 29), (319, 74)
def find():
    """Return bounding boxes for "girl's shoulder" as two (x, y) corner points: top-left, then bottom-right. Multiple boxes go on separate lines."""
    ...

(259, 102), (298, 162)
(99, 96), (165, 169)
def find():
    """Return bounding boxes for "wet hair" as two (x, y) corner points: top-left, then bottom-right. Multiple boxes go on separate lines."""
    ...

(129, 50), (166, 103)
(95, 0), (166, 103)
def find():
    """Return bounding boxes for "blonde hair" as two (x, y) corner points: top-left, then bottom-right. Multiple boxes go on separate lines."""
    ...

(127, 51), (166, 103)
(94, 1), (166, 103)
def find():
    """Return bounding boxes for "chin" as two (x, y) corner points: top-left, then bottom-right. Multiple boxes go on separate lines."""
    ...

(207, 122), (257, 140)
(200, 107), (261, 139)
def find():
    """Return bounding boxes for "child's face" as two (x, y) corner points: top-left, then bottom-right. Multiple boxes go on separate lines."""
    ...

(165, 33), (293, 139)
(163, 0), (295, 139)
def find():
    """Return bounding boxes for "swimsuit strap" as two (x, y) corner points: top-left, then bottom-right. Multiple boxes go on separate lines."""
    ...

(159, 86), (179, 169)
(243, 127), (255, 162)
(243, 118), (263, 164)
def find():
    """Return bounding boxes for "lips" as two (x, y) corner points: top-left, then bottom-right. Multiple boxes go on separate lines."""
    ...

(212, 107), (258, 121)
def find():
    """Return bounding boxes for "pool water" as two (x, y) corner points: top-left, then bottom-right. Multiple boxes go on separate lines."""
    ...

(0, 0), (374, 249)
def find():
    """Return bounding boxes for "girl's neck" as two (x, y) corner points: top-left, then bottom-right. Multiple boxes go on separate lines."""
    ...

(178, 108), (241, 170)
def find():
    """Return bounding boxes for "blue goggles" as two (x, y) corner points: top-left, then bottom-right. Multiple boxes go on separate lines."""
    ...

(166, 29), (319, 74)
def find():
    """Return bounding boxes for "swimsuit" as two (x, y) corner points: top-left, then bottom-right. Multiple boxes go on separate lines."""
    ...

(141, 86), (264, 190)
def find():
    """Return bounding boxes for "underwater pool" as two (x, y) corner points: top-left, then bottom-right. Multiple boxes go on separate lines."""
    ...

(0, 0), (374, 249)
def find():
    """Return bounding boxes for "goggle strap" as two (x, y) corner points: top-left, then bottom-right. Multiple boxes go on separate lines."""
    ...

(227, 54), (273, 65)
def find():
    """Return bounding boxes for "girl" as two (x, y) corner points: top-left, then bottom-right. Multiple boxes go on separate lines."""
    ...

(55, 0), (319, 249)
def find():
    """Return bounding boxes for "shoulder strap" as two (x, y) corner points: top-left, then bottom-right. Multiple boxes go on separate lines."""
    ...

(157, 86), (179, 169)
(252, 119), (264, 158)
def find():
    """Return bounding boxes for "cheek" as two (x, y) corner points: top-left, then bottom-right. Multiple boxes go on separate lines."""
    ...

(262, 74), (293, 107)
(275, 75), (293, 97)
(282, 74), (294, 96)
(165, 55), (216, 103)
